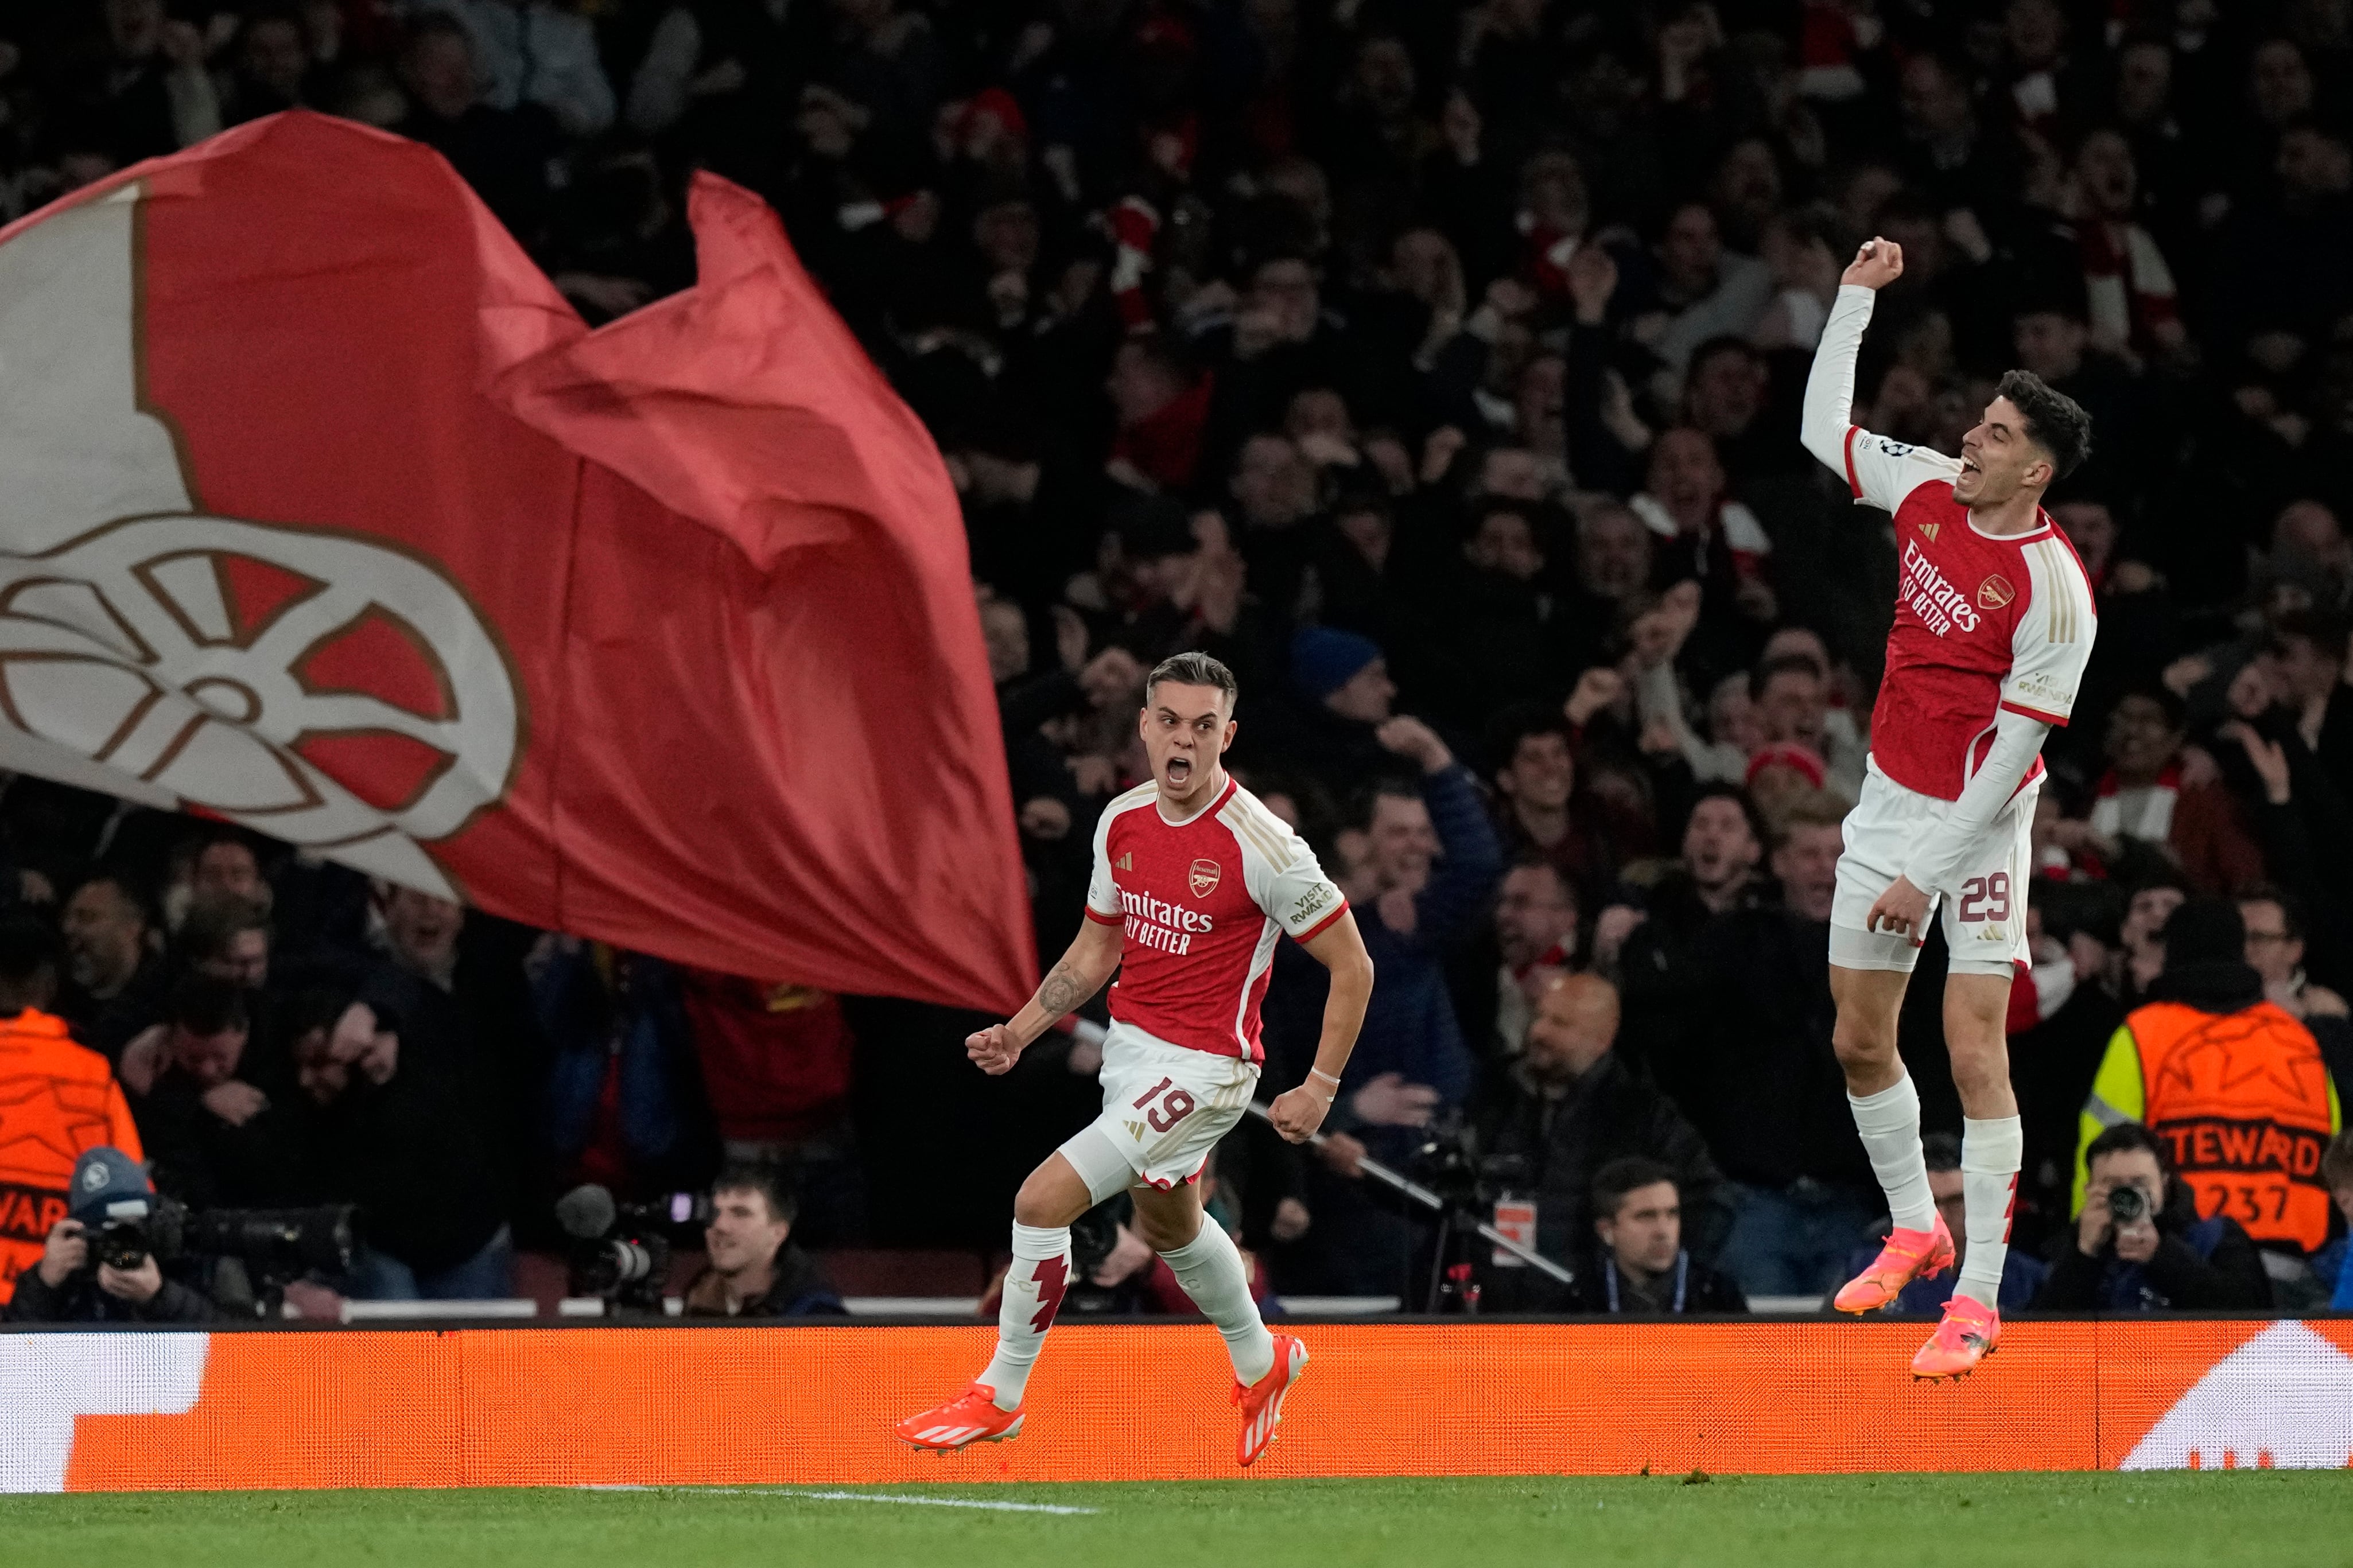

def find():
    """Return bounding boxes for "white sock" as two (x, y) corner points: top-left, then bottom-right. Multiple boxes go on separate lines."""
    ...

(980, 1223), (1070, 1410)
(1954, 1115), (2022, 1310)
(1849, 1074), (1936, 1234)
(1158, 1219), (1276, 1385)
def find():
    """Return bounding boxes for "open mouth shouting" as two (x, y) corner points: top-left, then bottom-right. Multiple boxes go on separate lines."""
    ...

(1163, 754), (1195, 788)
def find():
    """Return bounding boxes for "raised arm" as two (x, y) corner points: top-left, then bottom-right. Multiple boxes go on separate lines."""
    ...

(1801, 239), (1962, 509)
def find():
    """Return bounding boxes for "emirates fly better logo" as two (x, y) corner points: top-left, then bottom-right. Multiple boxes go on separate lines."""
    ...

(0, 185), (520, 900)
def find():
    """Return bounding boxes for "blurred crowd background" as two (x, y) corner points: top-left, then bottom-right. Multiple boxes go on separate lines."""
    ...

(1, 0), (2350, 1320)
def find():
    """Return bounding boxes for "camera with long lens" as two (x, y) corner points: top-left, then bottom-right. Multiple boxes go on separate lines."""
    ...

(2107, 1183), (2149, 1224)
(554, 1184), (713, 1313)
(94, 1197), (357, 1309)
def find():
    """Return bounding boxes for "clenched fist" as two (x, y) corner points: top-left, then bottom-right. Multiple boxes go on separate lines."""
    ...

(967, 1022), (1026, 1075)
(1842, 236), (1904, 291)
(1265, 1083), (1333, 1143)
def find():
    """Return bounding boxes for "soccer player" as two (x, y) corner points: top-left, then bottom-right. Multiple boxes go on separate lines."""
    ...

(896, 651), (1373, 1463)
(1799, 239), (2097, 1379)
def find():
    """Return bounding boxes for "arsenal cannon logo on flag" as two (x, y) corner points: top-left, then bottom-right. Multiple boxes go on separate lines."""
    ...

(0, 112), (1034, 1012)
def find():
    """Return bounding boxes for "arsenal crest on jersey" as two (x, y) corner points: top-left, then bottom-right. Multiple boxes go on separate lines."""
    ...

(1978, 574), (2016, 610)
(1189, 858), (1222, 897)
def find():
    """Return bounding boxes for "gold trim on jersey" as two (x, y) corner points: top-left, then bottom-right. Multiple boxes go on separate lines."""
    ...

(2028, 539), (2082, 644)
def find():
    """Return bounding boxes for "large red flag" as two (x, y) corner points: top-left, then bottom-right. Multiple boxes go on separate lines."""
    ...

(0, 112), (1034, 1013)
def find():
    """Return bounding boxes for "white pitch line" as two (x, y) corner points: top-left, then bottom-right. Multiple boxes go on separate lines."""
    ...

(581, 1484), (1098, 1516)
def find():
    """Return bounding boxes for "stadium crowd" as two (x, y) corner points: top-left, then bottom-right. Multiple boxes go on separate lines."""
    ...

(2, 0), (2353, 1320)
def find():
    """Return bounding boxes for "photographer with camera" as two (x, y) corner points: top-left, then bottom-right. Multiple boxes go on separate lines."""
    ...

(0, 909), (145, 1296)
(2034, 1123), (2271, 1311)
(5, 1147), (219, 1323)
(678, 1162), (845, 1318)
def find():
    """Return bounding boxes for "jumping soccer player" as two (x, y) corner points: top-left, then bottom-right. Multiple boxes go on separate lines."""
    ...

(1800, 239), (2097, 1379)
(896, 651), (1373, 1464)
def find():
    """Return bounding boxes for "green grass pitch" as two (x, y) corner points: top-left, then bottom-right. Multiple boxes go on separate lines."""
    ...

(6, 1473), (2346, 1567)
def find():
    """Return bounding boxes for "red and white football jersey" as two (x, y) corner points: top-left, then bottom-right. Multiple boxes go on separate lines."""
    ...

(1084, 776), (1349, 1061)
(1839, 427), (2099, 801)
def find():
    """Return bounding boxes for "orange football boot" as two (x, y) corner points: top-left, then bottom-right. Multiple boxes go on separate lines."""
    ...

(1233, 1334), (1308, 1466)
(1832, 1213), (1956, 1314)
(895, 1382), (1024, 1452)
(1911, 1294), (2000, 1379)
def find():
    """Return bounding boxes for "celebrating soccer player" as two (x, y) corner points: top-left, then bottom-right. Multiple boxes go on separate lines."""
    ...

(896, 651), (1373, 1462)
(1799, 239), (2098, 1379)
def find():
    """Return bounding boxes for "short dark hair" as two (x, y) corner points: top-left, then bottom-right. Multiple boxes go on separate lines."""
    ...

(1995, 368), (2093, 481)
(1921, 1131), (1963, 1174)
(712, 1161), (799, 1226)
(180, 896), (270, 967)
(68, 872), (152, 931)
(2114, 682), (2187, 730)
(167, 972), (248, 1037)
(1485, 702), (1573, 777)
(2270, 608), (2350, 662)
(1592, 1156), (1678, 1221)
(1146, 651), (1238, 710)
(0, 911), (58, 989)
(1750, 653), (1824, 701)
(2086, 1120), (2169, 1173)
(1686, 782), (1768, 850)
(2237, 882), (2305, 942)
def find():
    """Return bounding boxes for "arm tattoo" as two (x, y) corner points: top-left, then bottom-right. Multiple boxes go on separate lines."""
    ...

(1034, 958), (1092, 1021)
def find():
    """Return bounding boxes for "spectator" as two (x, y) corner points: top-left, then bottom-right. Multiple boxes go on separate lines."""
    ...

(1268, 717), (1497, 1295)
(422, 0), (615, 139)
(1563, 1157), (1747, 1317)
(55, 874), (164, 1066)
(180, 896), (271, 991)
(1625, 792), (1877, 1298)
(2036, 1122), (2272, 1311)
(5, 1147), (216, 1324)
(316, 893), (530, 1301)
(2075, 901), (2342, 1264)
(1486, 697), (1626, 900)
(679, 970), (864, 1247)
(1606, 784), (1765, 980)
(679, 1162), (845, 1318)
(1472, 858), (1579, 1067)
(2080, 688), (2264, 894)
(1845, 1133), (2047, 1316)
(1473, 972), (1731, 1307)
(2238, 885), (2350, 1024)
(2267, 609), (2353, 795)
(395, 14), (561, 247)
(2316, 1131), (2353, 1310)
(187, 830), (271, 919)
(133, 975), (304, 1210)
(0, 912), (143, 1297)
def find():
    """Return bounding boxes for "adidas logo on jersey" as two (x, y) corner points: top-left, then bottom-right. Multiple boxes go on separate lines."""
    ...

(1920, 522), (1940, 542)
(1115, 853), (1133, 870)
(1125, 1120), (1146, 1139)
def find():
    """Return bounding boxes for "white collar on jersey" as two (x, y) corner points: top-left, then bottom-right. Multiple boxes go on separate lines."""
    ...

(1154, 771), (1237, 827)
(1963, 505), (2052, 543)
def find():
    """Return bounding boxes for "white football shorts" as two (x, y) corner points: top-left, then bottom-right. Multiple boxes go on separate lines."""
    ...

(1830, 760), (2036, 978)
(1057, 1022), (1260, 1200)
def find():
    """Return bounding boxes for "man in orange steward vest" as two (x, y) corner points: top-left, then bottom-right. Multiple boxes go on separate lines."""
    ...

(2076, 900), (2344, 1256)
(0, 909), (143, 1293)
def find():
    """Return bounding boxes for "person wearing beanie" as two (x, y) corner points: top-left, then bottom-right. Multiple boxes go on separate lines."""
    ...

(2071, 898), (2345, 1261)
(1279, 625), (1401, 792)
(5, 1145), (219, 1324)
